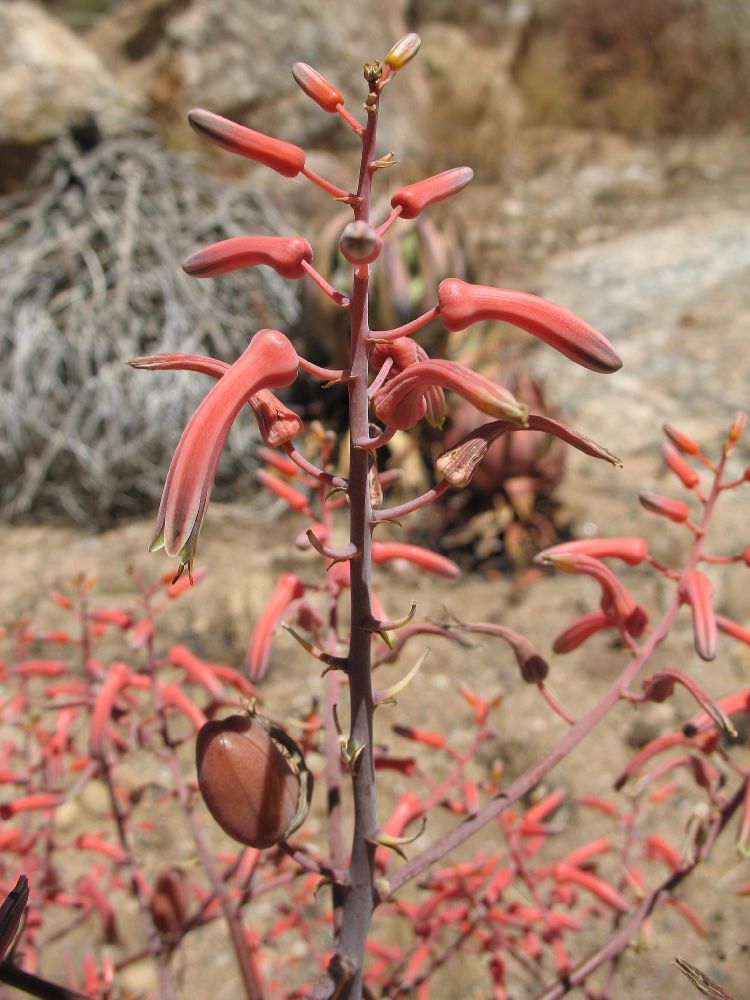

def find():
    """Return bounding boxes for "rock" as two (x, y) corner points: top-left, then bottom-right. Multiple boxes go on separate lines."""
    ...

(0, 3), (127, 155)
(88, 0), (425, 155)
(416, 22), (525, 179)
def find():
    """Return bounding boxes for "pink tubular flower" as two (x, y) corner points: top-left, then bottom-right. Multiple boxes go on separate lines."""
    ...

(541, 536), (648, 566)
(371, 541), (460, 578)
(246, 574), (305, 682)
(182, 236), (313, 279)
(661, 442), (699, 488)
(437, 278), (622, 374)
(390, 167), (474, 220)
(128, 353), (302, 447)
(188, 109), (305, 177)
(148, 329), (299, 577)
(372, 359), (527, 430)
(537, 551), (648, 636)
(639, 491), (691, 523)
(552, 610), (610, 654)
(679, 570), (717, 661)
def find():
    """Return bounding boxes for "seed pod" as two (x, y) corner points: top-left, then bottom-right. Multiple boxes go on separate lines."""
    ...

(196, 714), (311, 848)
(150, 868), (188, 940)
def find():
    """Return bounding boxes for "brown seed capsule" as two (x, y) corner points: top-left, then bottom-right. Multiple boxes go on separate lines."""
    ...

(150, 867), (188, 940)
(196, 714), (305, 848)
(339, 220), (382, 264)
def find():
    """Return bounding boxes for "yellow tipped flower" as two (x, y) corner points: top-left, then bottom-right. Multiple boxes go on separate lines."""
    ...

(385, 33), (422, 70)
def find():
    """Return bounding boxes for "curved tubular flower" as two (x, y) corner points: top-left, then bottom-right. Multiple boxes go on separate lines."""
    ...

(437, 278), (622, 374)
(435, 414), (620, 487)
(148, 329), (299, 575)
(372, 359), (527, 431)
(246, 573), (305, 682)
(679, 570), (717, 661)
(183, 236), (314, 280)
(128, 353), (303, 447)
(188, 109), (306, 177)
(537, 551), (648, 637)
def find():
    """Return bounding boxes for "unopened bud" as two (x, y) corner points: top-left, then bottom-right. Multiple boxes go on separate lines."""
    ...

(438, 279), (622, 374)
(292, 62), (344, 113)
(638, 491), (690, 523)
(385, 33), (421, 70)
(661, 442), (699, 489)
(728, 411), (746, 443)
(339, 220), (382, 264)
(183, 235), (313, 280)
(188, 109), (305, 178)
(663, 423), (699, 455)
(391, 166), (473, 220)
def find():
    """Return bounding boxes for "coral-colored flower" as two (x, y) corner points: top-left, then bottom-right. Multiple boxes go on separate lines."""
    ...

(149, 329), (298, 577)
(537, 551), (648, 636)
(372, 358), (527, 430)
(437, 278), (622, 374)
(679, 570), (717, 661)
(188, 109), (306, 177)
(182, 236), (313, 279)
(639, 491), (691, 523)
(292, 63), (344, 113)
(128, 353), (302, 447)
(246, 574), (305, 682)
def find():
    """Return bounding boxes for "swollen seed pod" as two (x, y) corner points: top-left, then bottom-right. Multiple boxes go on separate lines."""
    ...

(196, 714), (311, 848)
(339, 220), (382, 264)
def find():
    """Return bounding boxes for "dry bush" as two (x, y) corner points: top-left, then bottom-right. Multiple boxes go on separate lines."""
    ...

(0, 128), (300, 522)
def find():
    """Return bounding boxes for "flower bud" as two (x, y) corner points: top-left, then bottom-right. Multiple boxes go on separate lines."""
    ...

(663, 423), (699, 455)
(196, 714), (310, 848)
(292, 62), (344, 113)
(661, 442), (699, 489)
(188, 109), (306, 177)
(183, 236), (313, 280)
(339, 220), (382, 264)
(391, 167), (474, 220)
(385, 33), (422, 70)
(638, 491), (690, 523)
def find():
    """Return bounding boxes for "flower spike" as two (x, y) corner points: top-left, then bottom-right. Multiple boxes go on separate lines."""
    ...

(149, 329), (298, 577)
(438, 278), (622, 374)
